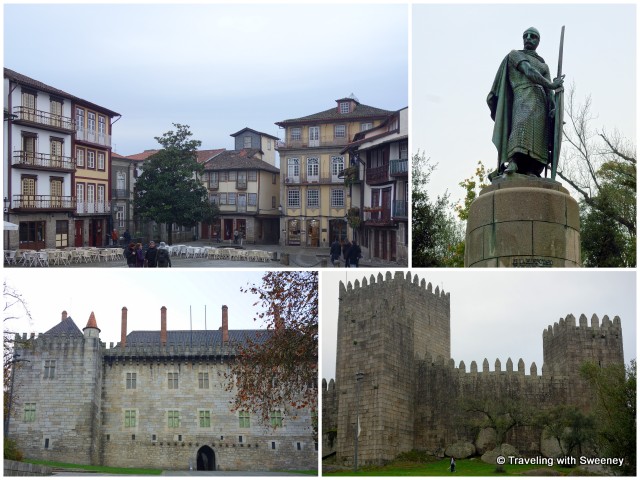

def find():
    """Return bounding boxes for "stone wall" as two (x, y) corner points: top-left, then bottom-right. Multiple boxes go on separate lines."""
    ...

(4, 460), (52, 476)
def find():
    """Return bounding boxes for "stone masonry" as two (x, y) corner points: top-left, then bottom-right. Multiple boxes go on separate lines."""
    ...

(10, 307), (317, 471)
(323, 271), (624, 466)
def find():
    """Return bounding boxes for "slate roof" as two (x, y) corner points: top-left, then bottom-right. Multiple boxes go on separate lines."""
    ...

(203, 149), (279, 173)
(123, 329), (271, 348)
(276, 101), (394, 126)
(44, 317), (83, 336)
(230, 127), (279, 140)
(5, 68), (121, 117)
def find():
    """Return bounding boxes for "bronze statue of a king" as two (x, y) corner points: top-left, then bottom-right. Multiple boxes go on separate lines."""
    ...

(487, 27), (564, 179)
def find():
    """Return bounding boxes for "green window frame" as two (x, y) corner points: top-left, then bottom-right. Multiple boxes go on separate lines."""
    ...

(239, 411), (250, 428)
(125, 410), (136, 428)
(24, 403), (36, 422)
(270, 410), (283, 428)
(199, 410), (211, 428)
(168, 410), (180, 428)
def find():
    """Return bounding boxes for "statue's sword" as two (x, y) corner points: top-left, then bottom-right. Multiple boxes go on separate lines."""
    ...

(551, 26), (565, 180)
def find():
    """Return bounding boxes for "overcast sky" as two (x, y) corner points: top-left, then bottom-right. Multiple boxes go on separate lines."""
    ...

(4, 3), (408, 157)
(413, 3), (636, 203)
(321, 270), (636, 380)
(4, 270), (272, 347)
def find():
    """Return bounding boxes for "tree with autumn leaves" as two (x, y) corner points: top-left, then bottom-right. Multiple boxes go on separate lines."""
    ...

(226, 271), (318, 433)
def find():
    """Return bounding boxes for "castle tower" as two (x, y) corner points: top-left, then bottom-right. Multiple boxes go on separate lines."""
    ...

(334, 272), (451, 466)
(11, 311), (104, 465)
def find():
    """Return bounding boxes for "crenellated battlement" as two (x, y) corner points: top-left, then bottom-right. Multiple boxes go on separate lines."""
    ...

(543, 313), (622, 338)
(339, 271), (450, 305)
(103, 342), (238, 364)
(15, 332), (106, 352)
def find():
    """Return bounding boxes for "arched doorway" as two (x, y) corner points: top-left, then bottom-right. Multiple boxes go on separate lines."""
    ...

(196, 445), (215, 471)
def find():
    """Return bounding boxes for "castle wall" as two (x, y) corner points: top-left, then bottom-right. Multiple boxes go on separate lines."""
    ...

(11, 332), (103, 465)
(100, 347), (316, 471)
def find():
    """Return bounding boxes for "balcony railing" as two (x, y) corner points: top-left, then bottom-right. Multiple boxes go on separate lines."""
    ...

(277, 135), (350, 150)
(284, 172), (345, 184)
(366, 164), (390, 185)
(12, 151), (76, 171)
(13, 106), (75, 132)
(76, 201), (111, 215)
(76, 128), (111, 147)
(112, 189), (130, 199)
(12, 195), (75, 211)
(389, 158), (408, 176)
(363, 207), (393, 225)
(392, 200), (408, 218)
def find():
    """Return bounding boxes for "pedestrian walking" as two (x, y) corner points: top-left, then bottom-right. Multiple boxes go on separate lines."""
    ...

(342, 240), (352, 268)
(145, 241), (158, 267)
(349, 240), (362, 268)
(135, 243), (144, 268)
(124, 243), (136, 268)
(330, 238), (341, 266)
(157, 242), (172, 268)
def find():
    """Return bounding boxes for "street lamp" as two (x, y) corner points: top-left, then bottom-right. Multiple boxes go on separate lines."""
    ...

(4, 354), (30, 439)
(354, 371), (365, 472)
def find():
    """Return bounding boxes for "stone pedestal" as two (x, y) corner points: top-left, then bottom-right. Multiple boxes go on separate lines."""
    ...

(464, 175), (581, 267)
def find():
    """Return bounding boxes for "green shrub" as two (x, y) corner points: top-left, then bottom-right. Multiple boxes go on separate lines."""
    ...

(4, 439), (23, 461)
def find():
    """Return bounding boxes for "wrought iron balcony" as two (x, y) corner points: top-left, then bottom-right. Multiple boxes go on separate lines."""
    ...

(12, 195), (75, 212)
(76, 201), (111, 215)
(112, 189), (130, 200)
(12, 151), (75, 171)
(363, 207), (393, 225)
(276, 135), (350, 150)
(76, 128), (111, 147)
(389, 158), (408, 176)
(12, 106), (75, 132)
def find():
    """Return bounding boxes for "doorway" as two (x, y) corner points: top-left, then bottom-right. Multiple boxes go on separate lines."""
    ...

(196, 445), (215, 471)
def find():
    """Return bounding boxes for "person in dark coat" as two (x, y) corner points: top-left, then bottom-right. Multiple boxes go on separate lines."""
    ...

(349, 240), (362, 268)
(145, 241), (158, 267)
(342, 241), (352, 268)
(135, 243), (145, 268)
(124, 242), (136, 268)
(330, 238), (341, 266)
(157, 242), (172, 267)
(123, 229), (131, 246)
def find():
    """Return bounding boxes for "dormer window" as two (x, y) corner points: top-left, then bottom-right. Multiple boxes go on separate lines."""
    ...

(339, 101), (350, 114)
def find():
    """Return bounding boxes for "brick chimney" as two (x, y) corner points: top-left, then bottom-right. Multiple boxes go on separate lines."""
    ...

(121, 307), (128, 348)
(161, 306), (167, 346)
(62, 310), (68, 321)
(222, 305), (229, 344)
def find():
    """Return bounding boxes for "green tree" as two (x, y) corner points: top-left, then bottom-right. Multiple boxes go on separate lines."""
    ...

(412, 151), (464, 267)
(580, 360), (636, 475)
(455, 161), (489, 221)
(226, 272), (318, 432)
(134, 124), (209, 244)
(540, 405), (596, 461)
(558, 86), (636, 267)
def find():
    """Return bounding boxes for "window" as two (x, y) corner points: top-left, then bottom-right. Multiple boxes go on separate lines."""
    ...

(267, 139), (272, 150)
(334, 125), (346, 138)
(239, 411), (250, 428)
(19, 221), (45, 245)
(87, 151), (96, 169)
(198, 372), (209, 389)
(168, 410), (180, 428)
(307, 189), (319, 208)
(331, 189), (345, 208)
(87, 184), (95, 207)
(287, 189), (300, 208)
(21, 133), (37, 164)
(239, 435), (243, 443)
(210, 194), (219, 205)
(76, 148), (85, 167)
(24, 403), (36, 422)
(228, 193), (236, 205)
(98, 115), (106, 135)
(87, 112), (96, 132)
(339, 101), (350, 114)
(76, 108), (84, 131)
(248, 170), (257, 181)
(331, 156), (345, 176)
(272, 173), (277, 184)
(55, 220), (68, 248)
(243, 136), (252, 148)
(97, 185), (105, 209)
(219, 193), (227, 205)
(44, 439), (49, 449)
(360, 122), (373, 131)
(117, 171), (126, 190)
(270, 410), (283, 428)
(125, 410), (136, 428)
(44, 360), (56, 379)
(272, 196), (276, 208)
(168, 372), (178, 389)
(271, 442), (276, 450)
(116, 206), (125, 228)
(290, 127), (301, 141)
(307, 158), (319, 178)
(297, 442), (302, 451)
(50, 178), (62, 206)
(98, 152), (105, 170)
(126, 373), (136, 389)
(76, 183), (85, 205)
(248, 193), (257, 206)
(22, 91), (36, 117)
(220, 171), (228, 182)
(199, 410), (211, 428)
(50, 99), (63, 126)
(229, 171), (237, 181)
(21, 176), (36, 203)
(287, 158), (299, 179)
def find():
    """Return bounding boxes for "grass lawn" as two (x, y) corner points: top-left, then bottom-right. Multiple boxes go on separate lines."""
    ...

(324, 457), (579, 476)
(25, 459), (163, 475)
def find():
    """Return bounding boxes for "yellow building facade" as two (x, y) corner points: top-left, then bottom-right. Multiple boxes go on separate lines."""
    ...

(276, 97), (393, 247)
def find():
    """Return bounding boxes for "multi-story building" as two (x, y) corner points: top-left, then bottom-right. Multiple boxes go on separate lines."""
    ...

(110, 152), (137, 241)
(201, 129), (280, 244)
(10, 306), (317, 471)
(3, 68), (120, 250)
(72, 100), (120, 246)
(341, 107), (408, 264)
(4, 69), (77, 250)
(275, 95), (394, 247)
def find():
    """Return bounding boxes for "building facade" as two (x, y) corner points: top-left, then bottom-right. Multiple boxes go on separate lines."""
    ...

(342, 107), (409, 264)
(275, 96), (394, 247)
(3, 68), (120, 250)
(110, 152), (137, 242)
(323, 272), (625, 466)
(10, 306), (317, 472)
